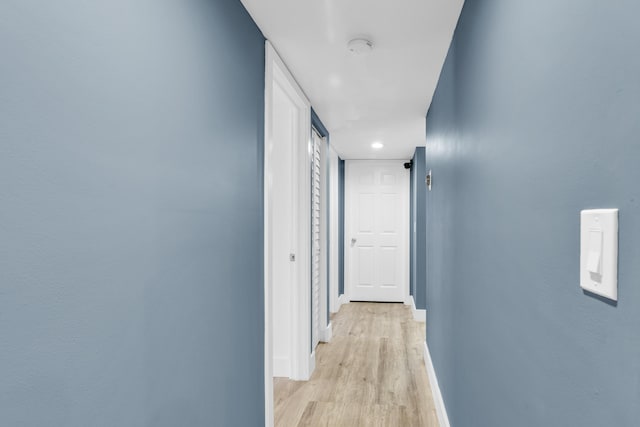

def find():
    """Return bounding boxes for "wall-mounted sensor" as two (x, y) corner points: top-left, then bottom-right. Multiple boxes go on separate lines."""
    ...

(348, 38), (374, 55)
(580, 209), (618, 300)
(425, 170), (432, 191)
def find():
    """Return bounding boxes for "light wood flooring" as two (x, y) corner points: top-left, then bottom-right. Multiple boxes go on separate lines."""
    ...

(274, 302), (439, 427)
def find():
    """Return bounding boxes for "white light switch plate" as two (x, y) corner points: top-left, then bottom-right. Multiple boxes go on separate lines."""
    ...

(580, 209), (618, 301)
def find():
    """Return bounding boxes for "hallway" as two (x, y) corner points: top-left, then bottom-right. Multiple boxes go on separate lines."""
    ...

(274, 303), (438, 426)
(3, 1), (639, 426)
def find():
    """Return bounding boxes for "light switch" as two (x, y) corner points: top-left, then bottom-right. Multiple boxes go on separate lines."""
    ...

(586, 230), (602, 274)
(580, 209), (618, 301)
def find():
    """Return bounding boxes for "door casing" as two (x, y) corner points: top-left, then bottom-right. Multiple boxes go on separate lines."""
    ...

(328, 146), (341, 314)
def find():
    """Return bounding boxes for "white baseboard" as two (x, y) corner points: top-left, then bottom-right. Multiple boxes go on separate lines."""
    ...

(410, 296), (426, 322)
(273, 357), (290, 378)
(338, 293), (349, 308)
(407, 296), (426, 322)
(424, 341), (450, 427)
(330, 295), (339, 314)
(320, 322), (333, 343)
(309, 351), (316, 377)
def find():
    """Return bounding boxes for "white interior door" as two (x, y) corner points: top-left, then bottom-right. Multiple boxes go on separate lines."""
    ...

(270, 80), (297, 378)
(346, 160), (409, 302)
(264, 41), (313, 389)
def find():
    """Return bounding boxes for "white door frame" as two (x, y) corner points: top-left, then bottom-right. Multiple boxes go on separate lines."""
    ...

(344, 160), (411, 304)
(328, 146), (340, 313)
(264, 41), (313, 427)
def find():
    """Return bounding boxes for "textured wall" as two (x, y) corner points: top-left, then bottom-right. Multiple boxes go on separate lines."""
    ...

(0, 1), (265, 425)
(425, 0), (640, 426)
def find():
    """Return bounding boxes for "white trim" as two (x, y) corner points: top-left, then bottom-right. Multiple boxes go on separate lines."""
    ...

(344, 160), (410, 303)
(263, 40), (275, 427)
(264, 40), (313, 427)
(320, 322), (333, 343)
(424, 341), (450, 427)
(338, 293), (349, 309)
(410, 296), (426, 323)
(309, 351), (317, 376)
(272, 357), (290, 378)
(328, 146), (340, 314)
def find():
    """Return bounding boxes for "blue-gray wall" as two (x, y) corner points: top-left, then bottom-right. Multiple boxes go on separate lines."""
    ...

(425, 1), (640, 426)
(411, 148), (427, 310)
(0, 1), (265, 426)
(338, 159), (345, 296)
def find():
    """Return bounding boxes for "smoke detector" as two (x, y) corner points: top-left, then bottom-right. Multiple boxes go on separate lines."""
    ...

(347, 38), (374, 55)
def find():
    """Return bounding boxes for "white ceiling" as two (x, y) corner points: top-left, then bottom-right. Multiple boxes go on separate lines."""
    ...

(241, 0), (464, 159)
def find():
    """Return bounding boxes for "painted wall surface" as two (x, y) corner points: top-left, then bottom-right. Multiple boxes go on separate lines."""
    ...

(412, 148), (427, 310)
(338, 159), (345, 296)
(425, 1), (640, 426)
(0, 1), (265, 426)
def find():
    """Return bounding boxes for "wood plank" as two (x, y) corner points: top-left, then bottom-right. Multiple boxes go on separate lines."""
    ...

(274, 302), (439, 426)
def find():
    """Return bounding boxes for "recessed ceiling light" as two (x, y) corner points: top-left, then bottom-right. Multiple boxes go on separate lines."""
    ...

(371, 142), (384, 150)
(348, 38), (374, 56)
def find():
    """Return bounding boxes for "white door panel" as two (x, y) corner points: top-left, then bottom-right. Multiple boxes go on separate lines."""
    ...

(346, 161), (409, 303)
(271, 82), (297, 377)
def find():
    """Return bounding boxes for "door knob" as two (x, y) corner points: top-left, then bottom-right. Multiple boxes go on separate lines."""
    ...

(351, 238), (357, 246)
